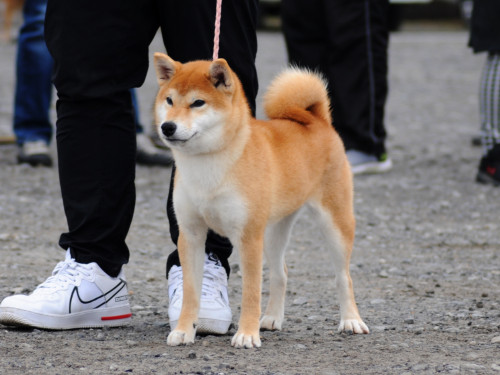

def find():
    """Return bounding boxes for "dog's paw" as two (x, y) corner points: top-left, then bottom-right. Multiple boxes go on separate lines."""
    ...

(260, 315), (282, 331)
(338, 319), (370, 335)
(231, 330), (262, 349)
(167, 329), (196, 346)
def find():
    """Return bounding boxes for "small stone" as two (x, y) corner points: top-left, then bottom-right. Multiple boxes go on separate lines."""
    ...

(378, 270), (389, 278)
(292, 297), (308, 305)
(230, 263), (240, 273)
(126, 340), (138, 347)
(370, 326), (387, 333)
(491, 336), (500, 344)
(412, 364), (429, 371)
(188, 351), (196, 359)
(463, 352), (479, 361)
(461, 363), (485, 371)
(307, 315), (320, 320)
(404, 318), (415, 324)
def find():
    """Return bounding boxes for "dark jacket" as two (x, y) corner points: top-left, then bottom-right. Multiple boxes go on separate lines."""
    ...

(468, 0), (500, 53)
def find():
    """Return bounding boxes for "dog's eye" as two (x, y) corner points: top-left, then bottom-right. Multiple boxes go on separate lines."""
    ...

(190, 99), (205, 108)
(166, 97), (173, 105)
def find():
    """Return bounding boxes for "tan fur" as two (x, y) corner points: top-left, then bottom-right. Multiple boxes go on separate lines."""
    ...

(154, 53), (369, 348)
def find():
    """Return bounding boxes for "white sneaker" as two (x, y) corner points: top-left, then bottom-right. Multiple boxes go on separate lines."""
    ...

(168, 253), (232, 334)
(0, 250), (131, 330)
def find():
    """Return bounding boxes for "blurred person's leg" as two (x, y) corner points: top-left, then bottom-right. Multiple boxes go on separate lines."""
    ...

(477, 53), (500, 186)
(14, 0), (53, 166)
(283, 0), (391, 174)
(45, 0), (159, 275)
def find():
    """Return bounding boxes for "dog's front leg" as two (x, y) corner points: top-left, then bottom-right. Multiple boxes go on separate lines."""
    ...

(231, 234), (264, 349)
(167, 229), (206, 346)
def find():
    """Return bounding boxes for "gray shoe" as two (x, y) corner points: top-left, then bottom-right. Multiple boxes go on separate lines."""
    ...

(346, 149), (392, 175)
(136, 133), (174, 166)
(17, 140), (53, 167)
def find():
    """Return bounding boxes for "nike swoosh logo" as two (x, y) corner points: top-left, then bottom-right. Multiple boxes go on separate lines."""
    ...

(68, 279), (127, 314)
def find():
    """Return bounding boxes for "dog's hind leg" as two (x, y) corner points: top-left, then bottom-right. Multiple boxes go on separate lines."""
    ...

(309, 194), (369, 335)
(260, 212), (300, 331)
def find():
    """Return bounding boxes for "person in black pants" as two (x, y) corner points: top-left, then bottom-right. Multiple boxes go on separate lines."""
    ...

(469, 0), (500, 186)
(0, 0), (258, 334)
(281, 0), (392, 175)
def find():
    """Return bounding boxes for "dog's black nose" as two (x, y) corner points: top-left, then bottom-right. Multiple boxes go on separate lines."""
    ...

(161, 122), (177, 137)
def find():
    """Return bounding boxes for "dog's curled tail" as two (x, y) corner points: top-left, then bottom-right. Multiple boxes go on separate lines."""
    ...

(263, 67), (332, 125)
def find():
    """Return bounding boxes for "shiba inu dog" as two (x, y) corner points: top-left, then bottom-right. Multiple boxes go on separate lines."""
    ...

(153, 53), (369, 348)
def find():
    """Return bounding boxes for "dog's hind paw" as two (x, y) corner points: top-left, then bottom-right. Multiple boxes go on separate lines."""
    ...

(167, 329), (195, 346)
(260, 315), (283, 331)
(231, 330), (262, 349)
(338, 319), (370, 335)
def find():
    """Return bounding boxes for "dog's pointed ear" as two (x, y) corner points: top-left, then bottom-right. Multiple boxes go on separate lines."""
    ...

(209, 59), (233, 92)
(154, 53), (178, 85)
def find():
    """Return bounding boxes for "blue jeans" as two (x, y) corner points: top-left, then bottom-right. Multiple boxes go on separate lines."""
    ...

(13, 0), (53, 146)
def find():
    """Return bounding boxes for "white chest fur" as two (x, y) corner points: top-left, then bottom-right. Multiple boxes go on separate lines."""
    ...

(173, 153), (248, 241)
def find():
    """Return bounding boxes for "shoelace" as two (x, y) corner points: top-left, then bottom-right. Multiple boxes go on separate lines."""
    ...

(201, 263), (226, 300)
(169, 263), (227, 301)
(35, 258), (94, 292)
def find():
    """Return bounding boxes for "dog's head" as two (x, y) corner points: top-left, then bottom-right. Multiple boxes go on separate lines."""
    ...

(153, 53), (248, 155)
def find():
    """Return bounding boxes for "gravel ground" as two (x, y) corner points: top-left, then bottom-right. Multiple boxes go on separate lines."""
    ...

(0, 27), (499, 375)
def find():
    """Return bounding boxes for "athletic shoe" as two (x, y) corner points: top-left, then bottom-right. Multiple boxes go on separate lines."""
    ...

(168, 253), (232, 334)
(17, 140), (53, 167)
(346, 149), (392, 175)
(136, 133), (174, 166)
(476, 144), (500, 186)
(0, 250), (131, 330)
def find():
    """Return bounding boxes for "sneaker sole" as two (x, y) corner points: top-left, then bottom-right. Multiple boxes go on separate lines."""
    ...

(476, 171), (500, 186)
(0, 306), (132, 330)
(17, 154), (53, 167)
(351, 159), (393, 175)
(169, 318), (231, 335)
